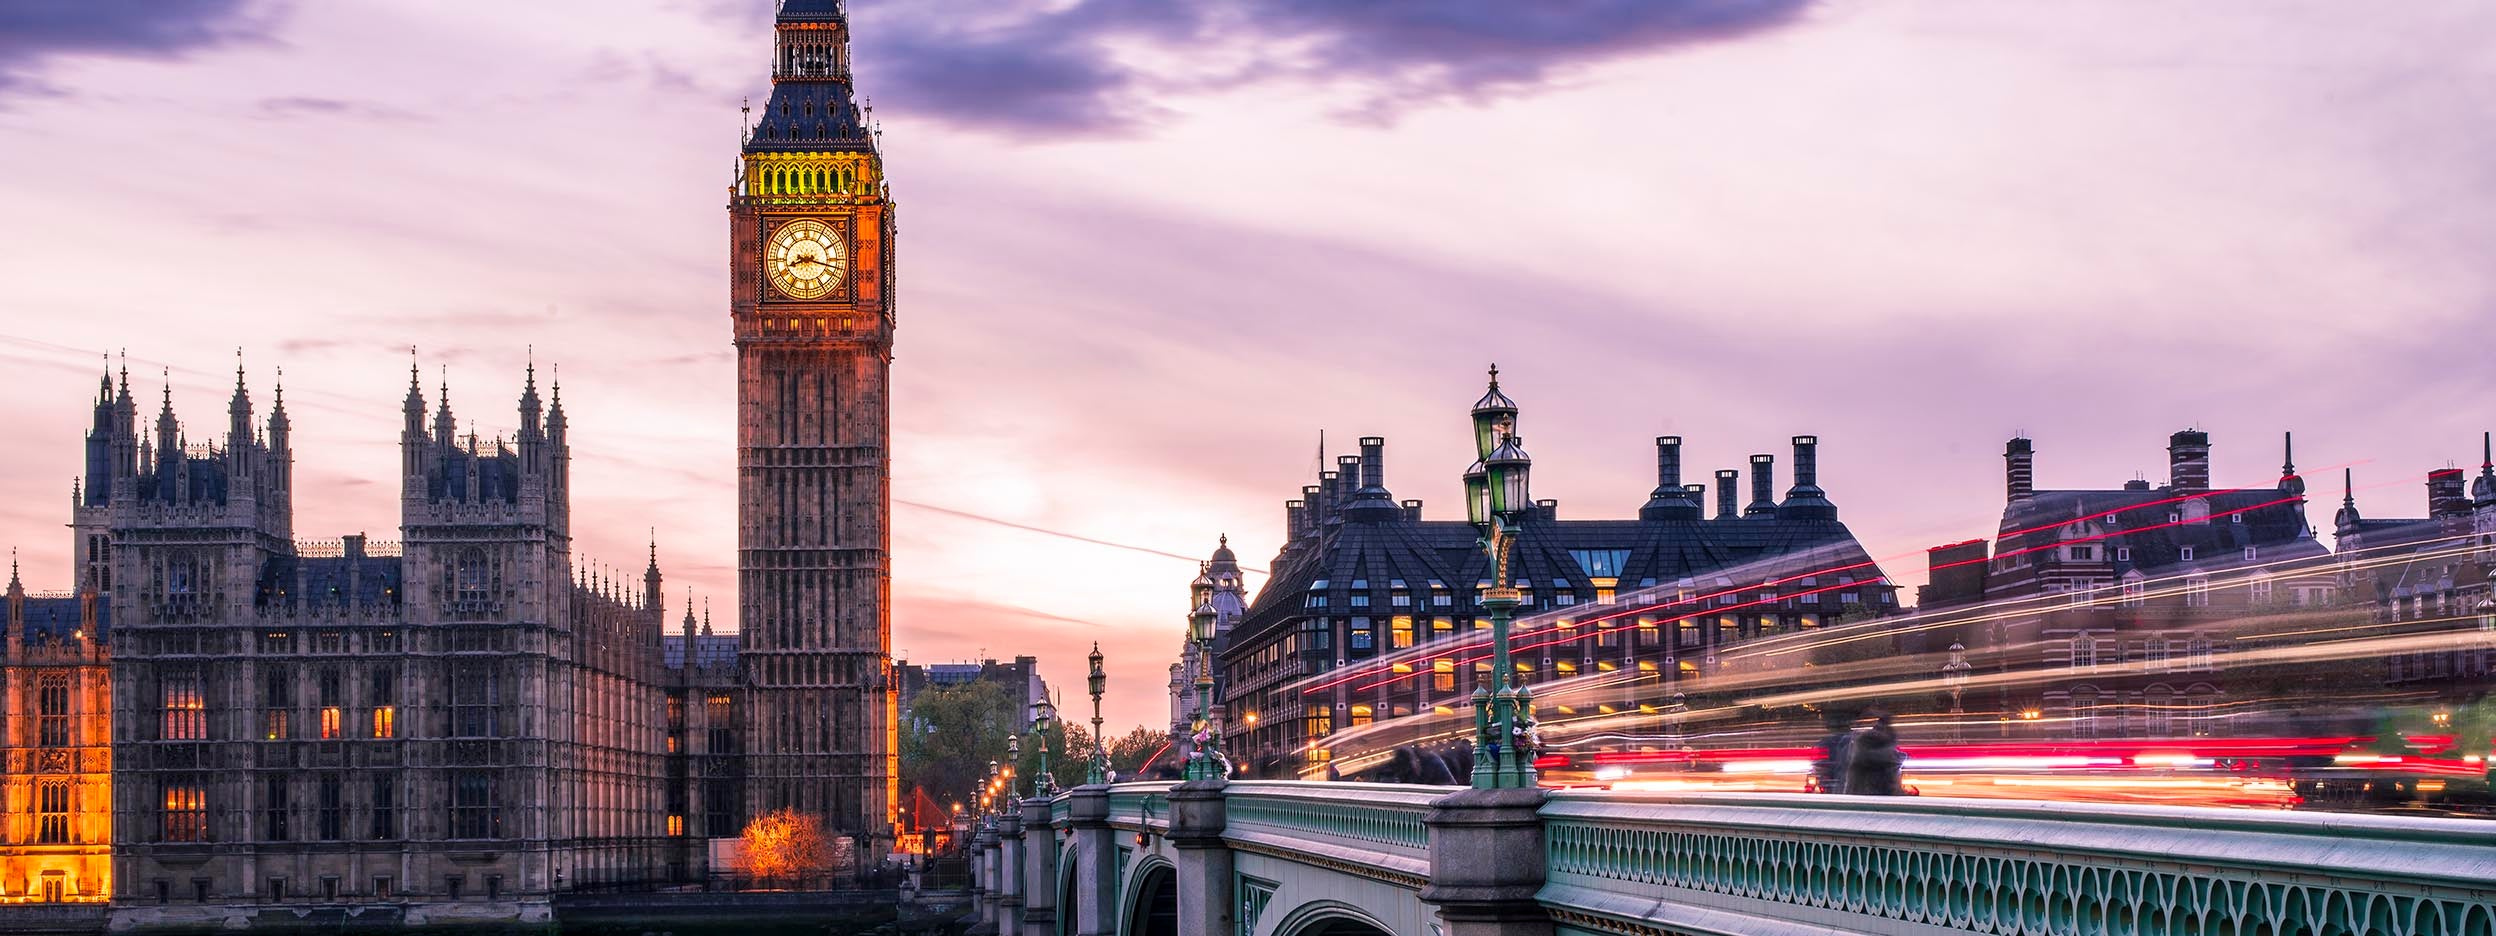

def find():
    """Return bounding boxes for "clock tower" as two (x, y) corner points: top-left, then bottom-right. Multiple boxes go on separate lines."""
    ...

(729, 0), (895, 858)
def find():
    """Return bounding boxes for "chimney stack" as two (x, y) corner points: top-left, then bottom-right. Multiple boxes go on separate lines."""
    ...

(1286, 499), (1306, 539)
(1715, 470), (1739, 520)
(2169, 429), (2210, 494)
(1344, 438), (1401, 522)
(2428, 468), (2469, 518)
(1315, 472), (1340, 524)
(1639, 436), (1704, 520)
(2005, 437), (2034, 503)
(1745, 454), (1777, 517)
(1401, 499), (1423, 522)
(1781, 435), (1835, 520)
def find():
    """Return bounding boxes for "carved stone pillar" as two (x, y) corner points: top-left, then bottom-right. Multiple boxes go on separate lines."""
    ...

(1167, 778), (1233, 936)
(1064, 785), (1117, 936)
(1019, 796), (1058, 936)
(995, 807), (1024, 936)
(1420, 787), (1552, 936)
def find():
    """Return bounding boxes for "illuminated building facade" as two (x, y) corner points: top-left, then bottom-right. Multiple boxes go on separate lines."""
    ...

(0, 360), (742, 928)
(1218, 375), (1897, 777)
(0, 580), (112, 904)
(729, 0), (898, 857)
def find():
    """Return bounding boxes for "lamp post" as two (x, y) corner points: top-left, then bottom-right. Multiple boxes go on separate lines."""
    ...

(1942, 641), (1972, 741)
(1183, 603), (1227, 781)
(1006, 733), (1022, 799)
(1464, 364), (1538, 790)
(1032, 696), (1058, 797)
(985, 759), (1000, 817)
(1087, 643), (1109, 785)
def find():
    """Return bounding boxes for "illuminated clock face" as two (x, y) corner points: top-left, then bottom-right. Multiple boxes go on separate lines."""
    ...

(765, 219), (847, 299)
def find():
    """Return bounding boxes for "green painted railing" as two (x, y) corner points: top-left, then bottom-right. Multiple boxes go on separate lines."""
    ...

(1541, 791), (2496, 936)
(1106, 782), (1168, 833)
(1222, 781), (1439, 864)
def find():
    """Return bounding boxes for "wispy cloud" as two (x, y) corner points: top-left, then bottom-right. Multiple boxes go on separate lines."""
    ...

(848, 0), (1810, 136)
(0, 0), (282, 100)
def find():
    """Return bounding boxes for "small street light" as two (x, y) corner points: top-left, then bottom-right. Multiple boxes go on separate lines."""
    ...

(1942, 642), (1973, 741)
(1032, 696), (1058, 797)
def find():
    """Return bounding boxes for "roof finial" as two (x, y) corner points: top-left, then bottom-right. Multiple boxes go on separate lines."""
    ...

(9, 548), (19, 588)
(2342, 467), (2355, 508)
(235, 347), (245, 389)
(1218, 533), (1227, 549)
(273, 365), (285, 406)
(1486, 362), (1500, 391)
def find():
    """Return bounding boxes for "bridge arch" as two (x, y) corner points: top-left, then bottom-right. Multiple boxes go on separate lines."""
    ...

(1269, 900), (1398, 936)
(1055, 840), (1081, 936)
(1121, 855), (1178, 936)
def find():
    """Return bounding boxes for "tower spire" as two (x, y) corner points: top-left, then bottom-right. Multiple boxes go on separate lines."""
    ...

(2278, 431), (2304, 496)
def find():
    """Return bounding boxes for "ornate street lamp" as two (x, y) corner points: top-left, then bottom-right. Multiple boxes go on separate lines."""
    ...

(1087, 643), (1109, 785)
(985, 759), (1000, 816)
(1032, 696), (1058, 797)
(1184, 602), (1227, 781)
(1465, 364), (1538, 790)
(1006, 733), (1022, 799)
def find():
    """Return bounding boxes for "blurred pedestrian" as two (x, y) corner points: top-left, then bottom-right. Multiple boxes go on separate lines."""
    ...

(1812, 711), (1854, 794)
(1844, 712), (1904, 796)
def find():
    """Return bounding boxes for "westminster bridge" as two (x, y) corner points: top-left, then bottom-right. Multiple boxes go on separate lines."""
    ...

(965, 779), (2496, 936)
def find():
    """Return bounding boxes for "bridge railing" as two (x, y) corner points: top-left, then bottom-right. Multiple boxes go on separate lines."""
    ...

(1222, 780), (1441, 884)
(1540, 790), (2496, 936)
(1106, 782), (1170, 835)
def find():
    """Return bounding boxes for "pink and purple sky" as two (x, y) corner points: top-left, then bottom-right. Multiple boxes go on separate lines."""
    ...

(2, 0), (2492, 730)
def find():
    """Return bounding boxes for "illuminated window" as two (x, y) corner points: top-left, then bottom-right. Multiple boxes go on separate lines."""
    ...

(1390, 617), (1415, 649)
(38, 677), (70, 747)
(668, 815), (686, 837)
(1432, 617), (1453, 640)
(1349, 705), (1373, 728)
(320, 707), (342, 740)
(1432, 660), (1455, 693)
(372, 706), (396, 739)
(161, 779), (207, 842)
(37, 781), (70, 844)
(161, 673), (206, 740)
(263, 670), (293, 740)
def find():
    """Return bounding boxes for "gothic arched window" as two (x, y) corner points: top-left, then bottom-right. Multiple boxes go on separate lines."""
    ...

(456, 549), (490, 604)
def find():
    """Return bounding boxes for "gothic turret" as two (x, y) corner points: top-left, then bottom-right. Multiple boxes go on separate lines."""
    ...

(2473, 432), (2494, 507)
(2333, 468), (2363, 539)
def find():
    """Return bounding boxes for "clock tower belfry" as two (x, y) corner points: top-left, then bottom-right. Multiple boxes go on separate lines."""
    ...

(729, 0), (896, 859)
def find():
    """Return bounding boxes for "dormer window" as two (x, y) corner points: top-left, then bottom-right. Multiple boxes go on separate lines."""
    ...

(2179, 546), (2196, 562)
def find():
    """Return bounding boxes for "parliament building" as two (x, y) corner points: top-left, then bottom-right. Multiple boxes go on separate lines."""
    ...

(0, 0), (899, 926)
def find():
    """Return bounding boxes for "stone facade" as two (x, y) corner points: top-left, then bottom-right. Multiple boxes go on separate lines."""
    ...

(0, 360), (754, 925)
